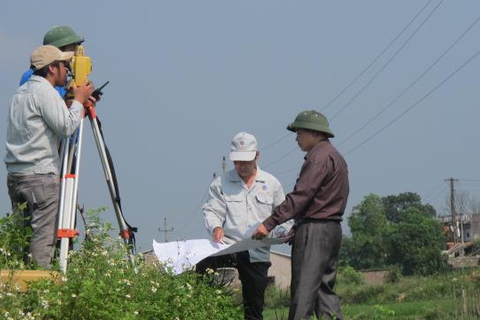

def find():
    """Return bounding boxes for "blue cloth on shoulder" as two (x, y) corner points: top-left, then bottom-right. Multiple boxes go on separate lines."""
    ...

(20, 69), (67, 97)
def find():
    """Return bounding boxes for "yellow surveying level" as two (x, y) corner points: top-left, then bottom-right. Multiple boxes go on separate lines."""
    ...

(70, 45), (92, 86)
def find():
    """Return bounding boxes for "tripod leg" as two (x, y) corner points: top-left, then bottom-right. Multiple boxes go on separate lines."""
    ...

(57, 120), (84, 273)
(88, 113), (137, 272)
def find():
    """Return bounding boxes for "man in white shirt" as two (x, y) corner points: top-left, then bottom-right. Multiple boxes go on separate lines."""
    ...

(5, 45), (93, 267)
(198, 132), (291, 320)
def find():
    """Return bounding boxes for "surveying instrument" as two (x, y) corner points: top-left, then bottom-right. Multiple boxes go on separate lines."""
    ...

(56, 45), (137, 273)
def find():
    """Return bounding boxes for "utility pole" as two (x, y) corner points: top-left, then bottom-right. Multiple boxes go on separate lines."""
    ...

(158, 218), (174, 242)
(446, 178), (459, 244)
(222, 156), (226, 174)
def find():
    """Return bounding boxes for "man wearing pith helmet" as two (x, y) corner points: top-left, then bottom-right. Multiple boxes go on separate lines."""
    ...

(20, 25), (85, 93)
(253, 110), (349, 320)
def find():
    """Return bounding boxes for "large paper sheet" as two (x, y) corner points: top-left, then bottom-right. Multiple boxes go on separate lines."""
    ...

(153, 237), (288, 274)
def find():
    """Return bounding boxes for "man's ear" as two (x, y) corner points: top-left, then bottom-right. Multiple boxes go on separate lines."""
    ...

(255, 151), (260, 161)
(47, 64), (57, 75)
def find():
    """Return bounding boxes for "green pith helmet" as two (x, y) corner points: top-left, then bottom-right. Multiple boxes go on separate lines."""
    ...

(287, 110), (335, 138)
(43, 26), (84, 48)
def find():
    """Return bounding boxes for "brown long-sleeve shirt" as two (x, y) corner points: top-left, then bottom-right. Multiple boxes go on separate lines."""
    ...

(263, 140), (349, 231)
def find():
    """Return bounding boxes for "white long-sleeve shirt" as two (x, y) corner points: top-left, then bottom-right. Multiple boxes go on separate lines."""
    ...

(5, 75), (84, 174)
(203, 167), (292, 262)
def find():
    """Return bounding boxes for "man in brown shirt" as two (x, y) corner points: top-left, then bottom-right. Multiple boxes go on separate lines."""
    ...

(252, 110), (349, 320)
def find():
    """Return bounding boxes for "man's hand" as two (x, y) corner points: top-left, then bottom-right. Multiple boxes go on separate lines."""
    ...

(73, 82), (94, 105)
(252, 223), (269, 240)
(212, 227), (224, 243)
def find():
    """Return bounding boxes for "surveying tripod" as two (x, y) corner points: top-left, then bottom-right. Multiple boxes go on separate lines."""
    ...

(56, 46), (137, 274)
(57, 98), (137, 274)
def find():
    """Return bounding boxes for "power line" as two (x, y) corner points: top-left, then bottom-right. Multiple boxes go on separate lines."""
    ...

(262, 133), (290, 151)
(174, 188), (210, 236)
(457, 179), (480, 183)
(342, 45), (480, 157)
(322, 0), (435, 112)
(425, 182), (448, 204)
(175, 174), (216, 236)
(425, 186), (447, 204)
(338, 12), (480, 147)
(263, 146), (298, 169)
(276, 165), (302, 176)
(423, 180), (445, 200)
(330, 0), (445, 122)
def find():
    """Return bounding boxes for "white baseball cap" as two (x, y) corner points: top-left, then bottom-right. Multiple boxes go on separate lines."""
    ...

(230, 132), (258, 161)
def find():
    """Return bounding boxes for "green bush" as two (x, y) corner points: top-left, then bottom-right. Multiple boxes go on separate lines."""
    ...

(0, 204), (33, 270)
(384, 265), (402, 284)
(338, 266), (364, 286)
(0, 209), (243, 320)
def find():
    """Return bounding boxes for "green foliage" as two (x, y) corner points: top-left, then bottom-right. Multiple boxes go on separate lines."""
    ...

(384, 265), (402, 284)
(0, 209), (243, 320)
(386, 208), (448, 276)
(264, 284), (290, 309)
(382, 192), (436, 223)
(345, 194), (390, 269)
(342, 192), (446, 276)
(0, 207), (32, 270)
(338, 266), (364, 286)
(266, 268), (480, 319)
(371, 304), (395, 319)
(336, 268), (480, 319)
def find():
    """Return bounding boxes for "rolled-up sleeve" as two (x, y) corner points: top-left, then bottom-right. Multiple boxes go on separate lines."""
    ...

(202, 178), (227, 234)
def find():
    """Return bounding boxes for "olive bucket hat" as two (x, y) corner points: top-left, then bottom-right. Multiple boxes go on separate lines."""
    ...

(287, 110), (334, 138)
(43, 26), (84, 48)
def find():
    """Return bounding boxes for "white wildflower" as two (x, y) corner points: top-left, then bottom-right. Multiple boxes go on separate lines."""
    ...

(41, 299), (49, 309)
(206, 268), (215, 274)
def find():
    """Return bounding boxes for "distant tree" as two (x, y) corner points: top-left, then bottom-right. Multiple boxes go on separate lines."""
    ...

(386, 207), (447, 276)
(342, 192), (446, 275)
(440, 189), (480, 216)
(382, 192), (436, 223)
(345, 194), (390, 270)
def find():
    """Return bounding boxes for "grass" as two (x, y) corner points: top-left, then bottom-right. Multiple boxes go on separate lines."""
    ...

(264, 267), (480, 319)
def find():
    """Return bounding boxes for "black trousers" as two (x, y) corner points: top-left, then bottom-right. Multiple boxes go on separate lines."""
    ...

(196, 251), (271, 320)
(289, 220), (342, 320)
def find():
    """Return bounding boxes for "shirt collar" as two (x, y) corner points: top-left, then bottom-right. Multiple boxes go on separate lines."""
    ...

(29, 74), (54, 87)
(227, 166), (266, 183)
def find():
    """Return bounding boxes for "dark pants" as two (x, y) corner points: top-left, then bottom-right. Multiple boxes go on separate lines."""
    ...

(7, 173), (60, 268)
(289, 220), (342, 320)
(196, 251), (271, 320)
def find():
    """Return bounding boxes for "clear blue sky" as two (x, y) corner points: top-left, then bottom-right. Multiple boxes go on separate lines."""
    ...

(1, 1), (480, 251)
